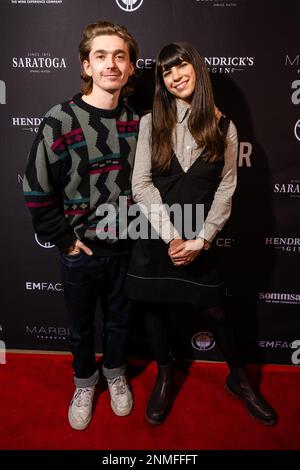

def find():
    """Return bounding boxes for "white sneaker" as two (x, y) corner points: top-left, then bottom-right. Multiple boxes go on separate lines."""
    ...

(68, 386), (95, 430)
(107, 375), (133, 416)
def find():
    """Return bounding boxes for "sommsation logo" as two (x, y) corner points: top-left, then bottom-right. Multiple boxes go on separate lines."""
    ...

(115, 0), (144, 12)
(259, 292), (300, 305)
(12, 52), (66, 73)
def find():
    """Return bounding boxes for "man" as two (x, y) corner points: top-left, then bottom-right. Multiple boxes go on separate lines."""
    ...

(23, 21), (139, 430)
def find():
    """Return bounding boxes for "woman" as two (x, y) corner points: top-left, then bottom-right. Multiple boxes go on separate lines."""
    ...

(126, 42), (276, 426)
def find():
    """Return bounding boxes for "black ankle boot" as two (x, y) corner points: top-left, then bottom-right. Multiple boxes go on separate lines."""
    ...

(225, 367), (277, 426)
(146, 363), (173, 425)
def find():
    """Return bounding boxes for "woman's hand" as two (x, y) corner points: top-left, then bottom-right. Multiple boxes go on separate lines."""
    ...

(168, 238), (204, 266)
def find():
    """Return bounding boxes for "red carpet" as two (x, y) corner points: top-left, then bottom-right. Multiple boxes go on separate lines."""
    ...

(1, 352), (300, 450)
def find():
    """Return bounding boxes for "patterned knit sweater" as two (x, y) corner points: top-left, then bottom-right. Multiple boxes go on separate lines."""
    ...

(23, 93), (139, 255)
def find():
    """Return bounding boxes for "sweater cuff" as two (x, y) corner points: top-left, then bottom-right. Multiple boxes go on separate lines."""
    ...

(55, 233), (77, 252)
(198, 223), (219, 245)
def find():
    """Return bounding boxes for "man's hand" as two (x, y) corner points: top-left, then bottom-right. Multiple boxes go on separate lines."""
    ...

(168, 238), (204, 266)
(64, 239), (93, 256)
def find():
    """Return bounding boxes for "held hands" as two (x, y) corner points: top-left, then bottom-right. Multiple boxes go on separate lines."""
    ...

(64, 239), (93, 256)
(168, 238), (205, 267)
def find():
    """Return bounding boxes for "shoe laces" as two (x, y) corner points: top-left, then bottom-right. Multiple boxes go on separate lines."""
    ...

(73, 387), (94, 407)
(108, 376), (127, 396)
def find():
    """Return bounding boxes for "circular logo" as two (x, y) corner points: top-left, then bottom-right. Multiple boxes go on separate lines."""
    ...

(35, 233), (55, 249)
(191, 332), (215, 351)
(115, 0), (144, 12)
(294, 119), (300, 141)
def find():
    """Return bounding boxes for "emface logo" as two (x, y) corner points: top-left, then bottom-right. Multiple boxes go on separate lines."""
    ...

(25, 281), (63, 292)
(116, 0), (144, 12)
(35, 234), (55, 249)
(0, 80), (6, 104)
(216, 237), (235, 248)
(191, 332), (215, 351)
(259, 340), (294, 350)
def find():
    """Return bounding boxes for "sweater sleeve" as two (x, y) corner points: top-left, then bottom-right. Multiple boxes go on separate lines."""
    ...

(198, 120), (238, 244)
(132, 114), (181, 243)
(23, 114), (76, 251)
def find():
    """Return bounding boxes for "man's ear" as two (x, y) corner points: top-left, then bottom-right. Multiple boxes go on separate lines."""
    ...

(129, 62), (135, 77)
(83, 60), (92, 77)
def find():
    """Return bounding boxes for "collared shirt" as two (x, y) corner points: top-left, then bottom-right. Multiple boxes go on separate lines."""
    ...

(132, 99), (238, 244)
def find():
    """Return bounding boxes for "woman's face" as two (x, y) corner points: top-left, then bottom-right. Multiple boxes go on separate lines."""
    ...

(162, 60), (196, 104)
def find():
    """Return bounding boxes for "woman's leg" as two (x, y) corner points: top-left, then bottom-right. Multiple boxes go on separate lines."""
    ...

(144, 303), (172, 365)
(204, 306), (277, 425)
(144, 303), (173, 425)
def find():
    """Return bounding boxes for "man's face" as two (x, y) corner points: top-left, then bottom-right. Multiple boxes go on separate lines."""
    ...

(83, 34), (134, 95)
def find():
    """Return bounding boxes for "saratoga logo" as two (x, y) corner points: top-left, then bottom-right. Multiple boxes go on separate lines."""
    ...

(273, 181), (300, 197)
(12, 52), (66, 73)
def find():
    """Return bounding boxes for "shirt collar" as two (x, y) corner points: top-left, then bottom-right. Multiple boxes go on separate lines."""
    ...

(176, 99), (190, 123)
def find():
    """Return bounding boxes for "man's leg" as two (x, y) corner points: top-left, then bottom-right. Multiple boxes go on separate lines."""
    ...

(101, 255), (133, 416)
(60, 252), (100, 429)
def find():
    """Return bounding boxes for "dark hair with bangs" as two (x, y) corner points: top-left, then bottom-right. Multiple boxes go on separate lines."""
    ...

(152, 42), (226, 172)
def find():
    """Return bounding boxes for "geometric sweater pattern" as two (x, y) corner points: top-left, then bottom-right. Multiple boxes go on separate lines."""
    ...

(23, 93), (139, 252)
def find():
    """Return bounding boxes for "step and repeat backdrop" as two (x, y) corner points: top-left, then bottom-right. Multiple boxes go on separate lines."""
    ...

(0, 0), (299, 365)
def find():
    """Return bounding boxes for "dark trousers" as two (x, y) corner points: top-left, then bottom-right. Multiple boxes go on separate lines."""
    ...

(60, 252), (131, 384)
(144, 302), (245, 369)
